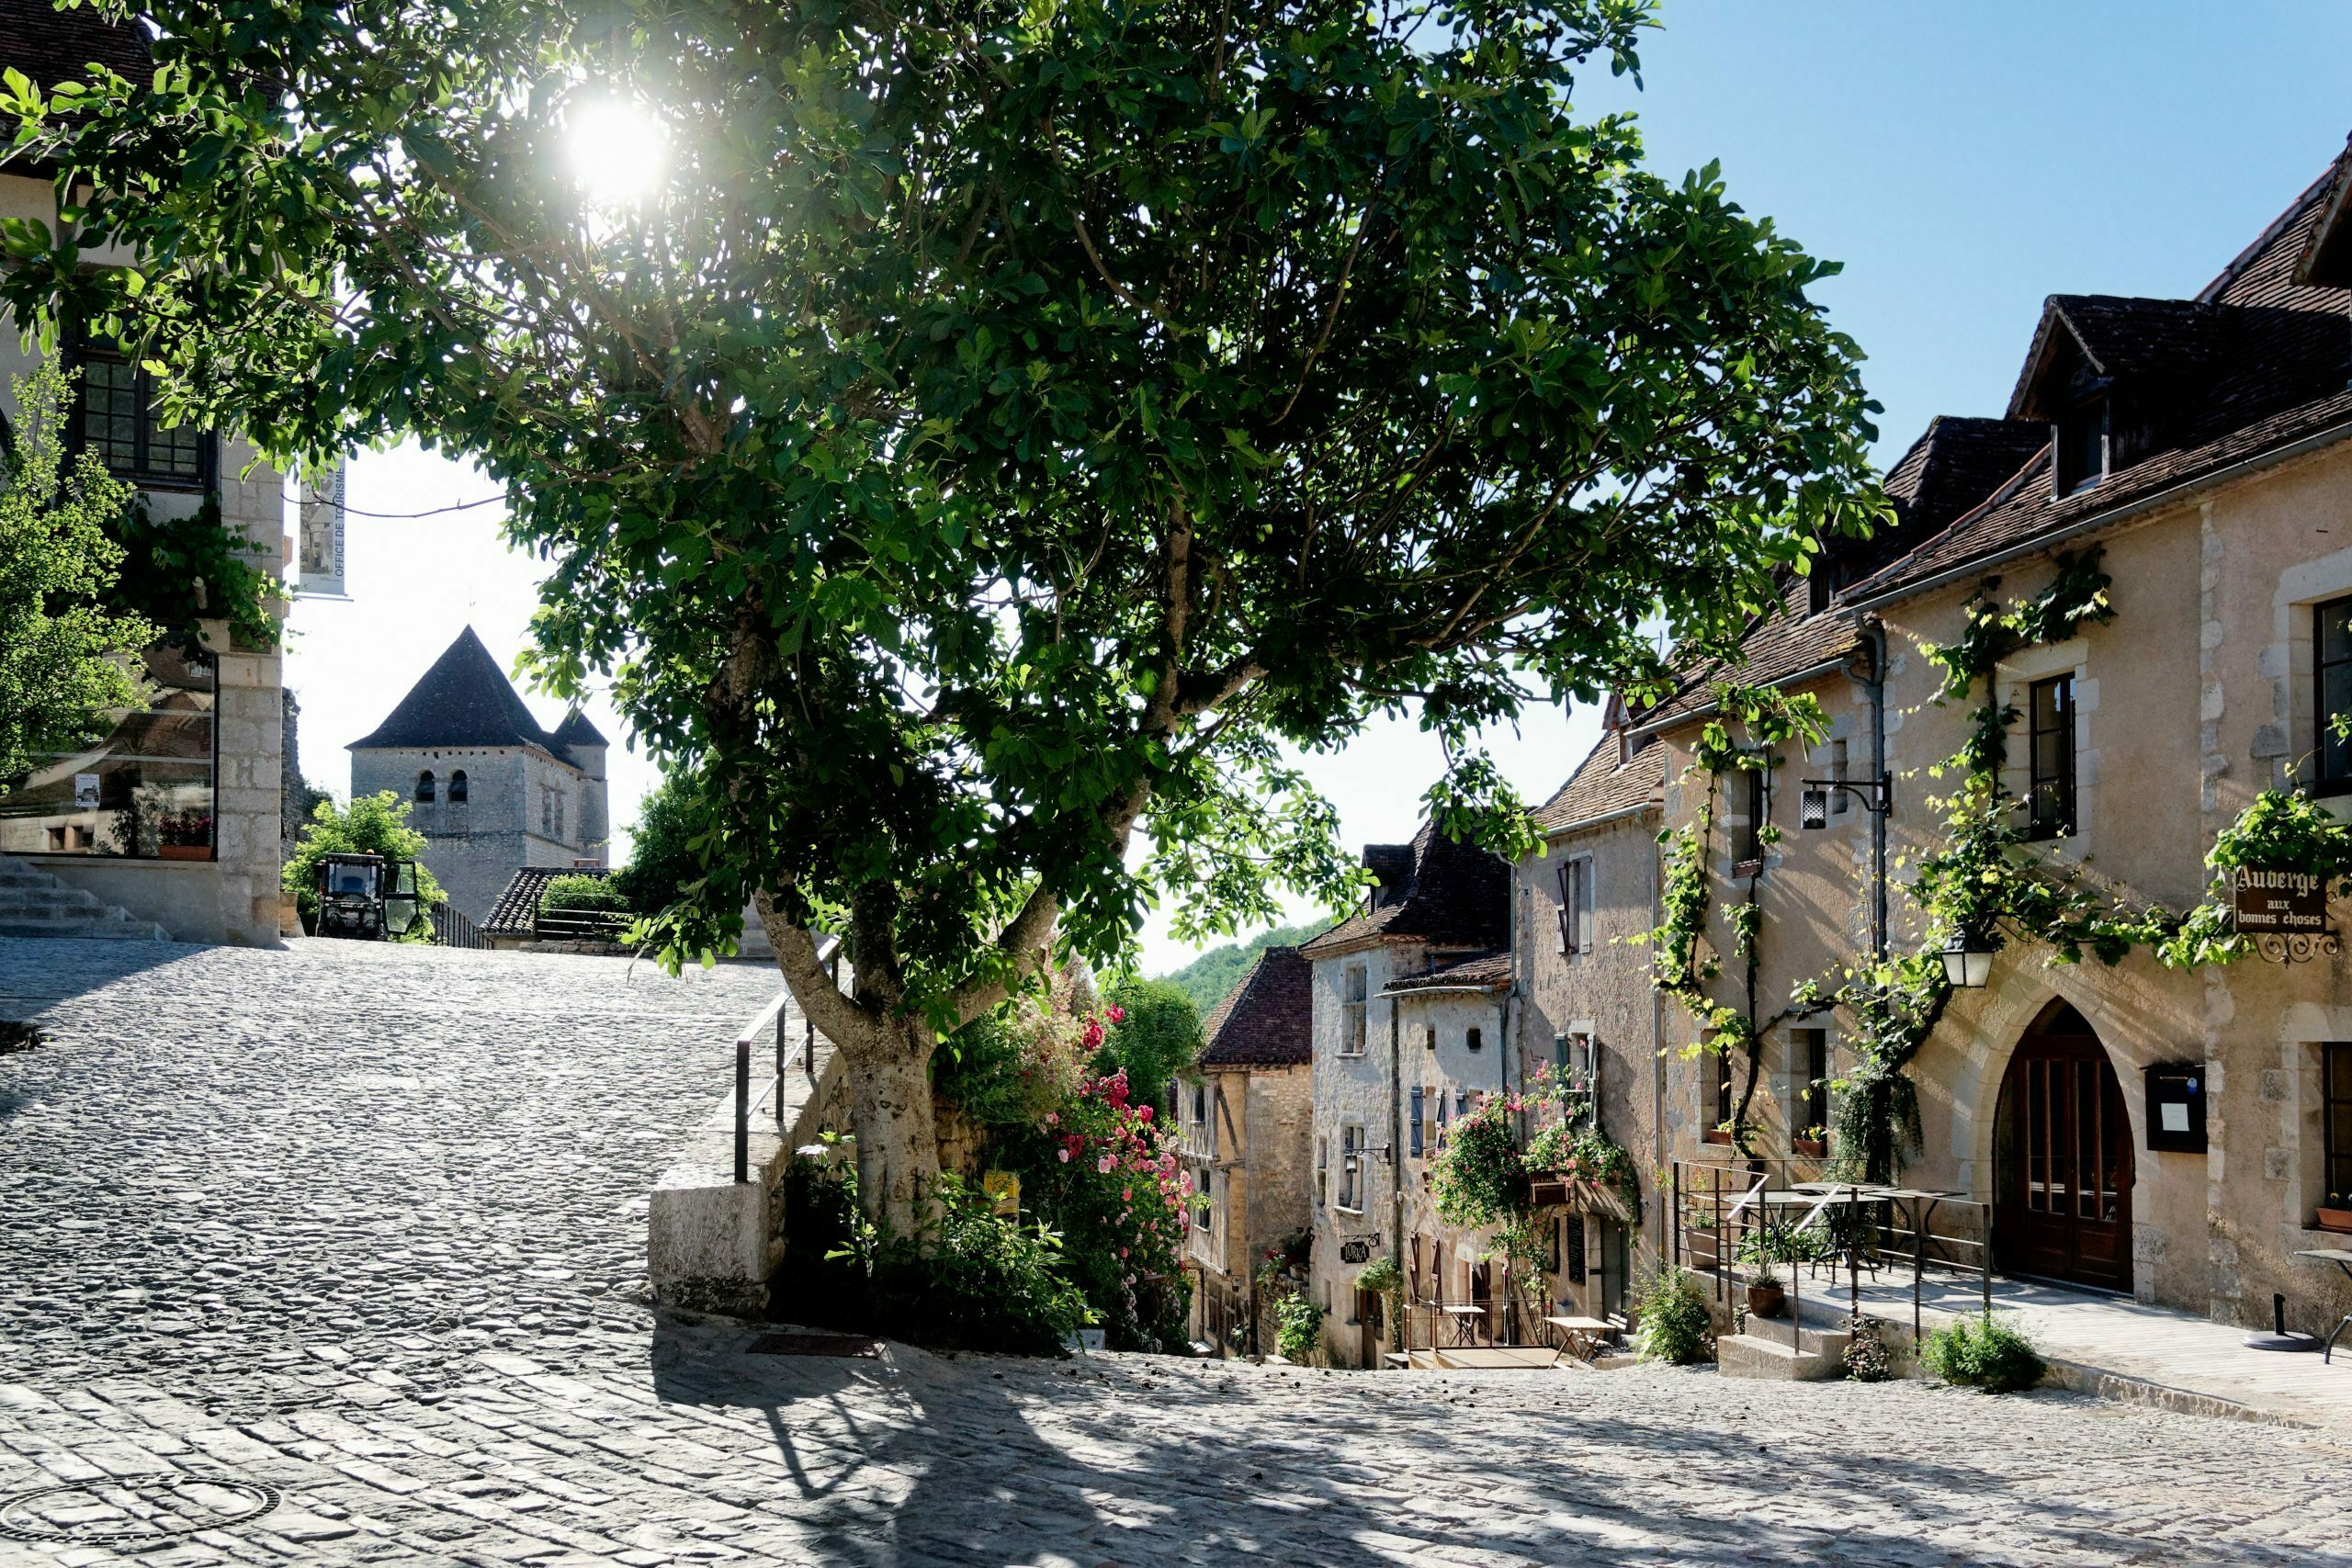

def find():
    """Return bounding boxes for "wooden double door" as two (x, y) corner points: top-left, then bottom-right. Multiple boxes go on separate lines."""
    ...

(1994, 1003), (2133, 1292)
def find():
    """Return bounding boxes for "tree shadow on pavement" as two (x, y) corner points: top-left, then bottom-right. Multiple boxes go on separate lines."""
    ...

(646, 1321), (2340, 1567)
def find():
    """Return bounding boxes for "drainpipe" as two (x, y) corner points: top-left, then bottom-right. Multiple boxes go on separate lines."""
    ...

(1387, 973), (1404, 1279)
(1652, 807), (1668, 1249)
(1865, 617), (1891, 961)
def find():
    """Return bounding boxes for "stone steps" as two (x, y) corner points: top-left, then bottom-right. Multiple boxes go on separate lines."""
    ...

(1719, 1311), (1852, 1382)
(0, 856), (169, 941)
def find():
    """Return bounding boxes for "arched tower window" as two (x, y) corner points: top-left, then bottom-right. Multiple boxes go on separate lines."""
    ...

(447, 769), (469, 804)
(414, 770), (435, 802)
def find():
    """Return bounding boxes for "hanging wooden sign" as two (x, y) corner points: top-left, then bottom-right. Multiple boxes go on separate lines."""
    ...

(2233, 867), (2339, 964)
(2233, 866), (2327, 934)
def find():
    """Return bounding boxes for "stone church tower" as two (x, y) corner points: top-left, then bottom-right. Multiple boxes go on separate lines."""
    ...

(348, 626), (608, 923)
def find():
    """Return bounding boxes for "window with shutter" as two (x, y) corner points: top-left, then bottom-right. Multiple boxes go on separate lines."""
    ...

(1409, 1087), (1424, 1157)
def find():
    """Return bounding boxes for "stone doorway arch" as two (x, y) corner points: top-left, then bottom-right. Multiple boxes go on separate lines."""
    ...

(1991, 999), (2134, 1292)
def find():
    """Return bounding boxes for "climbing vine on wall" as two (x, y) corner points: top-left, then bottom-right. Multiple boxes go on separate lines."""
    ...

(1645, 682), (1829, 1156)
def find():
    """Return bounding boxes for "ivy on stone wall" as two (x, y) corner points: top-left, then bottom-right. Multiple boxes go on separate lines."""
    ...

(1644, 682), (1828, 1156)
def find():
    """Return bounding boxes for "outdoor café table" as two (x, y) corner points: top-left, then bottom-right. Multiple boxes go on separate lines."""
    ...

(2292, 1248), (2352, 1361)
(1544, 1314), (1615, 1362)
(1439, 1303), (1487, 1347)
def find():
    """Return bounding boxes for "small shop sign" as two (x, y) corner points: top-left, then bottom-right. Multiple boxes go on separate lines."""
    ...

(2233, 867), (2341, 964)
(2233, 867), (2328, 934)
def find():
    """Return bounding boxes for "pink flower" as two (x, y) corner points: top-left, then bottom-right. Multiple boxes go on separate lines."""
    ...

(1107, 1006), (1126, 1023)
(1045, 1111), (1058, 1126)
(1058, 1148), (1071, 1163)
(1082, 1021), (1105, 1050)
(1122, 1189), (1133, 1201)
(1136, 1104), (1153, 1122)
(1097, 1154), (1115, 1174)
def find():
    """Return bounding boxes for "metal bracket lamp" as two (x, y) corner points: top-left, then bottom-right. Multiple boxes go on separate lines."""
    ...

(1798, 773), (1894, 830)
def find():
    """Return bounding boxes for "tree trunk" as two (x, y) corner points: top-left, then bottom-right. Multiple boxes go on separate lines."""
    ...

(841, 1017), (941, 1237)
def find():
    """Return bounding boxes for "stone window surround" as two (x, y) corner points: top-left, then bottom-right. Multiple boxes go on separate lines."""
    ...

(2267, 546), (2352, 812)
(2275, 1004), (2352, 1233)
(1778, 1016), (1838, 1147)
(1994, 637), (2096, 865)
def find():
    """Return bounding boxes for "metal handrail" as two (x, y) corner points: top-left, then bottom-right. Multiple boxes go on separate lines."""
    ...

(733, 935), (843, 1184)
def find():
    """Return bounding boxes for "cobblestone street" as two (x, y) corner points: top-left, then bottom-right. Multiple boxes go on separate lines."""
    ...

(3, 940), (2349, 1567)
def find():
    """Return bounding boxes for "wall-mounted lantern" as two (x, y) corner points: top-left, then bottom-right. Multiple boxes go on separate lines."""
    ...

(1939, 929), (1996, 989)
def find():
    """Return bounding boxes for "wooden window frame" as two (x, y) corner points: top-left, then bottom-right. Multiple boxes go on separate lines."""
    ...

(1340, 964), (1369, 1056)
(1794, 1027), (1829, 1156)
(2316, 597), (2352, 797)
(66, 337), (217, 491)
(1731, 764), (1766, 874)
(2325, 1044), (2352, 1212)
(2027, 672), (2077, 840)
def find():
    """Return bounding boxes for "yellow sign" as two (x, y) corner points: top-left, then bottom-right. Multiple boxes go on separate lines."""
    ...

(982, 1170), (1021, 1217)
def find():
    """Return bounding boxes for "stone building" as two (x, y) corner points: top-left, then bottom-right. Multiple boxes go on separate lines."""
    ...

(0, 1), (288, 945)
(1626, 132), (2352, 1338)
(1510, 720), (1666, 1323)
(1182, 944), (1315, 1357)
(1300, 819), (1510, 1367)
(349, 627), (608, 924)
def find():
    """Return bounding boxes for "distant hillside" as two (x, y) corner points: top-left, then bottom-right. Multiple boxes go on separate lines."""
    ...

(1158, 919), (1335, 1017)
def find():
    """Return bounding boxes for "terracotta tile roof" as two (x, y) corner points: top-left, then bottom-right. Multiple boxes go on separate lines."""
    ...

(481, 865), (606, 936)
(1197, 945), (1312, 1067)
(1382, 950), (1510, 994)
(1881, 416), (2050, 541)
(1300, 818), (1509, 956)
(0, 1), (151, 91)
(1850, 144), (2352, 606)
(1532, 733), (1663, 833)
(1631, 578), (1864, 734)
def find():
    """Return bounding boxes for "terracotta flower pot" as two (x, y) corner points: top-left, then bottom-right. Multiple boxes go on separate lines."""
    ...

(2316, 1206), (2352, 1235)
(1747, 1280), (1786, 1319)
(157, 844), (209, 861)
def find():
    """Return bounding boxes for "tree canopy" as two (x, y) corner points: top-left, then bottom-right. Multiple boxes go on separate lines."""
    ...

(3, 0), (1885, 1224)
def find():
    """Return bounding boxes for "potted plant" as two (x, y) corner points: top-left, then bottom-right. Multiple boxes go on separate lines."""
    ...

(1745, 1260), (1786, 1319)
(1792, 1124), (1828, 1159)
(2317, 1194), (2352, 1234)
(156, 810), (212, 861)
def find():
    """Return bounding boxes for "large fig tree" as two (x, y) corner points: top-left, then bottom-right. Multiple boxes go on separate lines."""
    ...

(3, 0), (1883, 1229)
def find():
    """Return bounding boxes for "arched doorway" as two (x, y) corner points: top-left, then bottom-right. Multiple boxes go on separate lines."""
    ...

(1993, 1001), (2133, 1292)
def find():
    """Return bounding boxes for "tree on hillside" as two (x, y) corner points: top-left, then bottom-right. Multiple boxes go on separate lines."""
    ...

(0, 363), (152, 789)
(1160, 920), (1335, 1016)
(3, 0), (1885, 1230)
(1095, 977), (1204, 1113)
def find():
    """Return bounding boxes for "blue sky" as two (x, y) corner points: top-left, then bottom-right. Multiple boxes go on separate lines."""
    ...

(284, 4), (2352, 974)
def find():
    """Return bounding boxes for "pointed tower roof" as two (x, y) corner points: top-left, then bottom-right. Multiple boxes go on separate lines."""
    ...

(550, 708), (608, 749)
(349, 626), (566, 757)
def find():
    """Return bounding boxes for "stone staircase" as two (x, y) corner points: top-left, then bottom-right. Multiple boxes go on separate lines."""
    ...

(1717, 1303), (1853, 1382)
(0, 856), (169, 941)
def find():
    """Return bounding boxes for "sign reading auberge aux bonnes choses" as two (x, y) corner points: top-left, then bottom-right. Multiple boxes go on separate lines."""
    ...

(2233, 866), (2328, 934)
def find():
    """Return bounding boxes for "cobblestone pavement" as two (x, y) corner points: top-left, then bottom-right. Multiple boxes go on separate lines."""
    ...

(3, 940), (2350, 1567)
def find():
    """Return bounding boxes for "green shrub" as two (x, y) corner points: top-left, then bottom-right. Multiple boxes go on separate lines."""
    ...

(1920, 1315), (2044, 1393)
(777, 1159), (1091, 1356)
(1630, 1267), (1713, 1365)
(1273, 1292), (1325, 1363)
(610, 775), (702, 914)
(540, 874), (630, 914)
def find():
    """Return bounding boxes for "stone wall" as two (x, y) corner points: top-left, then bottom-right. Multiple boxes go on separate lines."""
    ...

(1306, 938), (1408, 1367)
